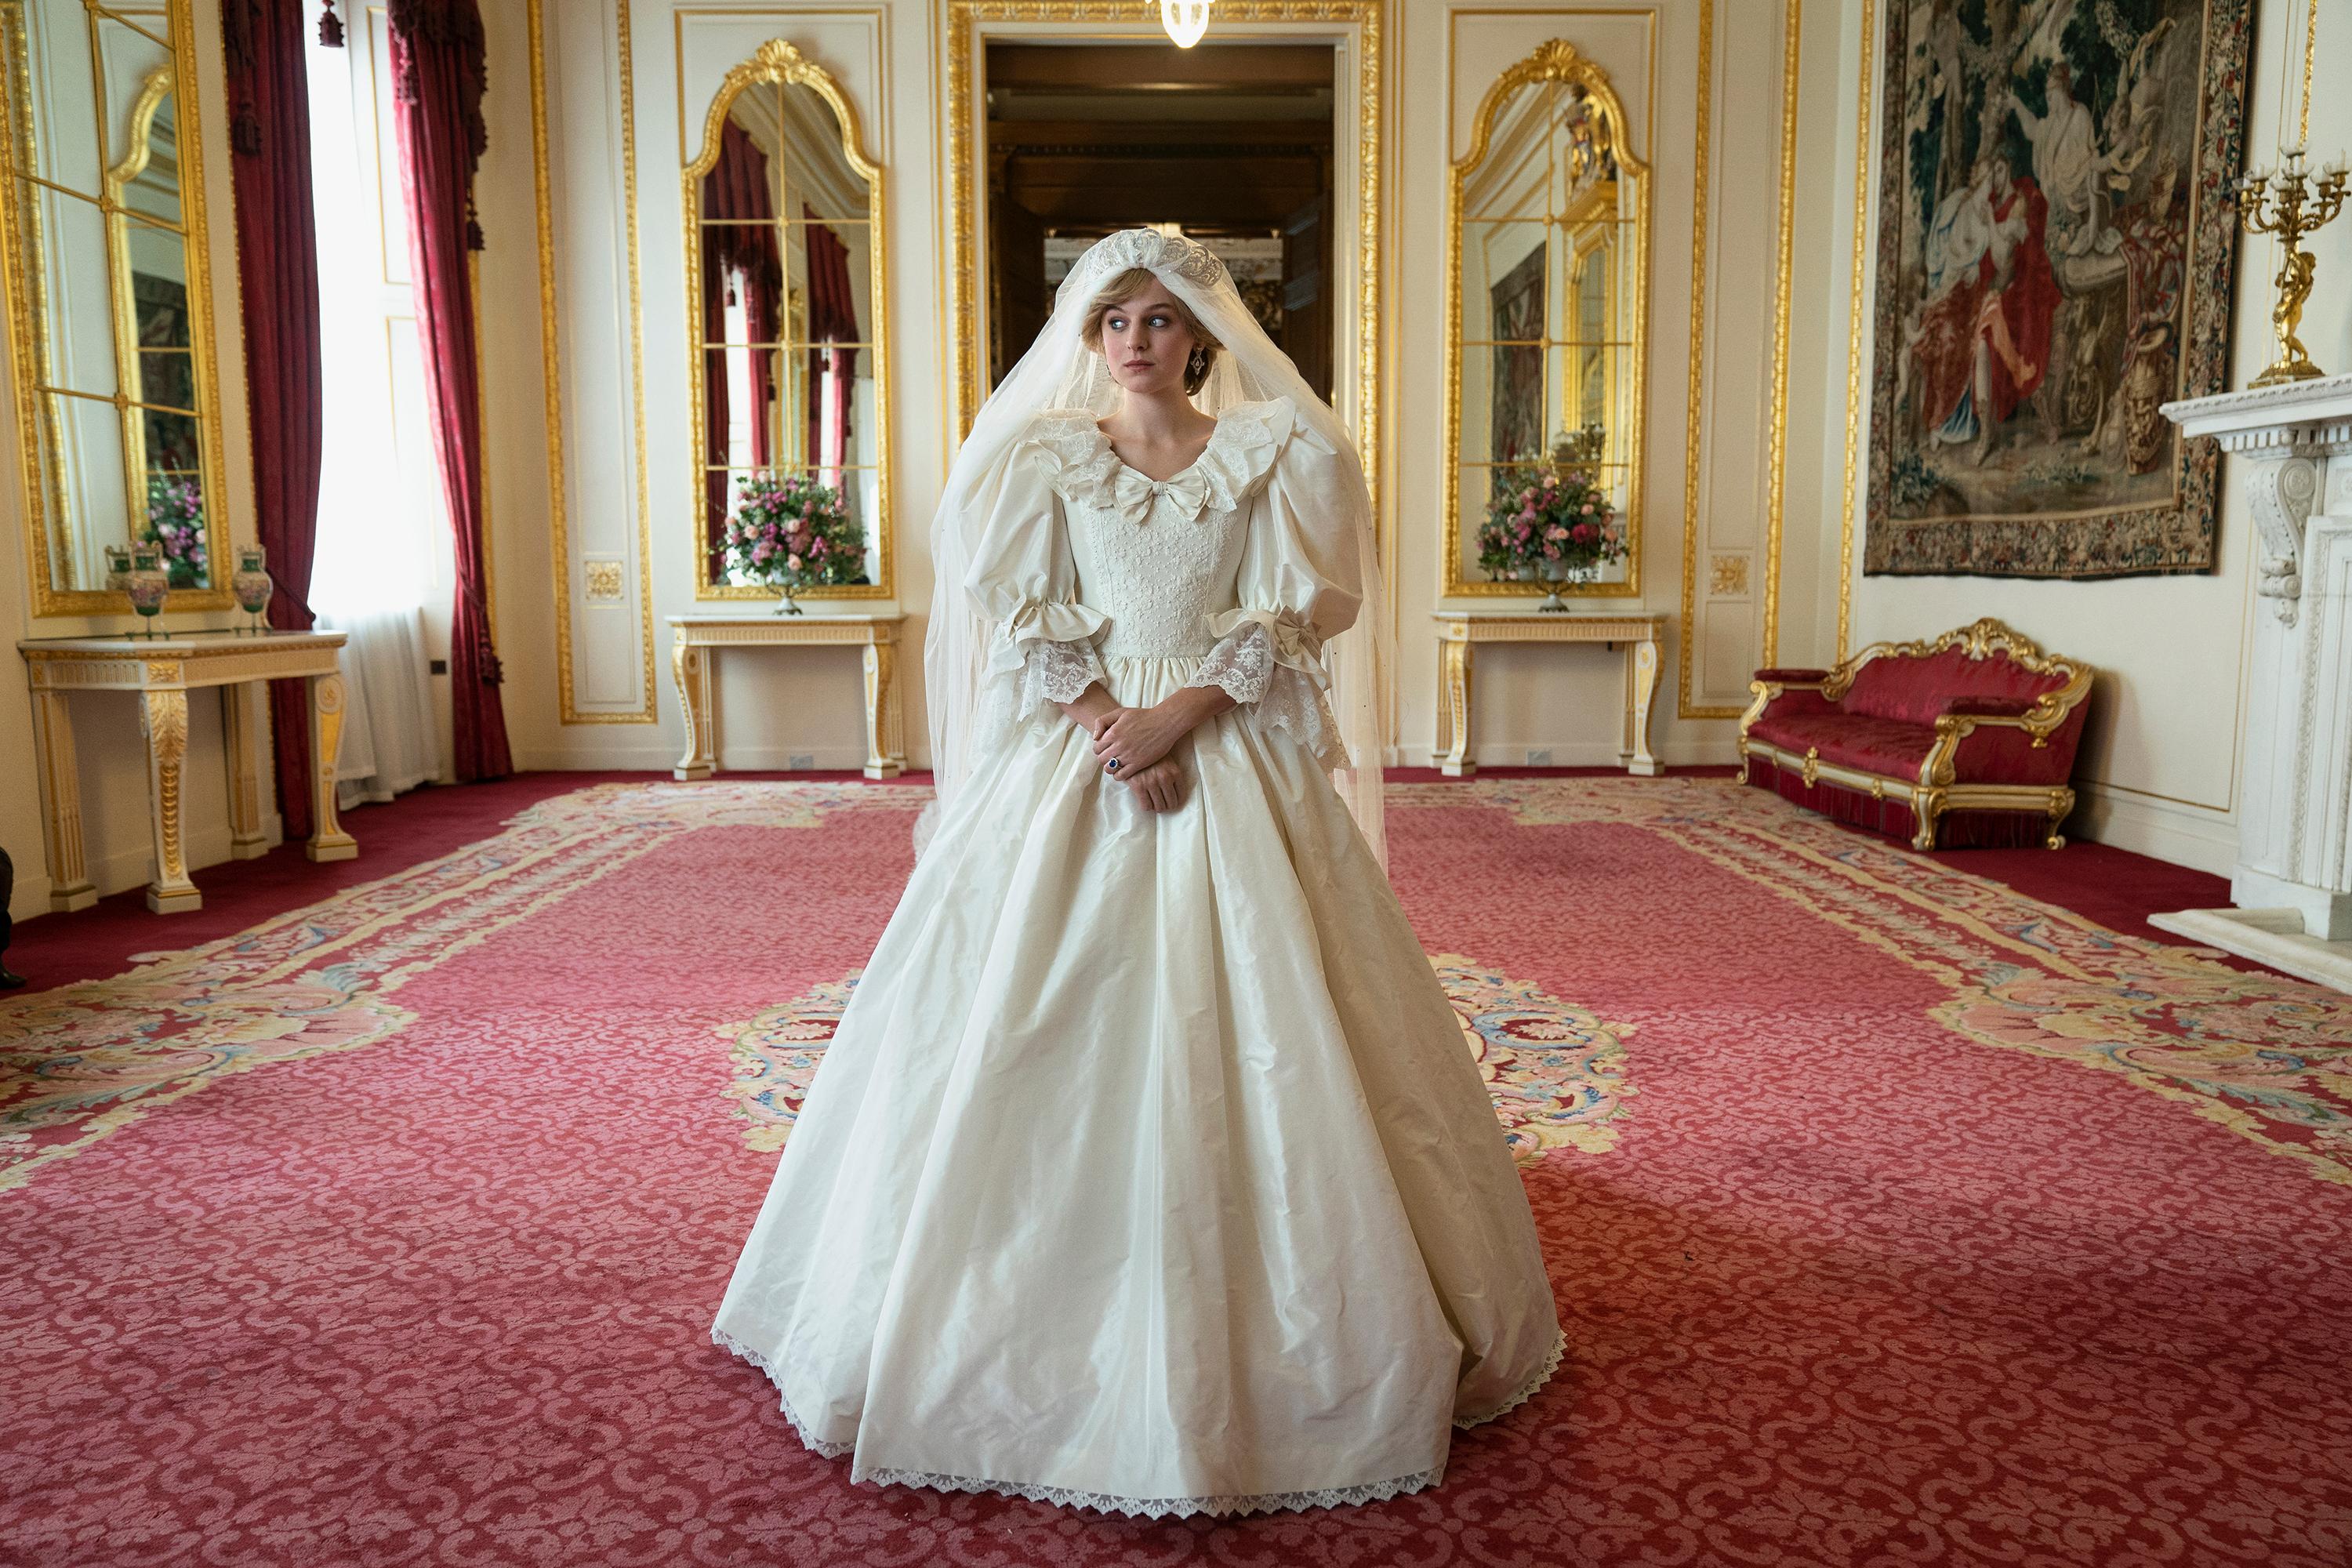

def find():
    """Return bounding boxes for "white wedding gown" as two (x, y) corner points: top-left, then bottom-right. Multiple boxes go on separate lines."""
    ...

(713, 396), (1563, 1519)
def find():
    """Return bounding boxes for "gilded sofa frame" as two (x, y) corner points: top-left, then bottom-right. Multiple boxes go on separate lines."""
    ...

(1735, 617), (2095, 851)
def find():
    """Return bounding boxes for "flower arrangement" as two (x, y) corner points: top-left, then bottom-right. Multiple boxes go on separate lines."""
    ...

(721, 471), (866, 610)
(1475, 460), (1624, 588)
(143, 474), (209, 588)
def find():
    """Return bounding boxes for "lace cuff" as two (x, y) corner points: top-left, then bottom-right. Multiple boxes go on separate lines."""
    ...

(1184, 622), (1348, 770)
(1187, 619), (1277, 704)
(973, 622), (1108, 758)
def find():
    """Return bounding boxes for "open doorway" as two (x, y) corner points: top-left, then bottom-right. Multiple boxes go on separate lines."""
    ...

(983, 41), (1334, 401)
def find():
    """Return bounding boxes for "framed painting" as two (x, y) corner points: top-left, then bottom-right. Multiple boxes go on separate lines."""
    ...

(1490, 239), (1546, 474)
(1865, 0), (2253, 578)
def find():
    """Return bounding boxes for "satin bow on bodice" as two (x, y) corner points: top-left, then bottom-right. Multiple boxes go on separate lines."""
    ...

(1109, 463), (1213, 525)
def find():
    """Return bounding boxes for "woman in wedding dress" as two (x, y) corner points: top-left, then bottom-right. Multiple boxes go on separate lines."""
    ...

(712, 227), (1563, 1519)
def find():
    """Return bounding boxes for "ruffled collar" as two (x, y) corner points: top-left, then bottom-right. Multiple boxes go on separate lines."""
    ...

(1026, 399), (1293, 524)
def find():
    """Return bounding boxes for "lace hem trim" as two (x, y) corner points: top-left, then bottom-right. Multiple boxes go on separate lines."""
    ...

(711, 1327), (853, 1459)
(713, 1323), (1566, 1522)
(850, 1461), (1445, 1522)
(1454, 1325), (1568, 1430)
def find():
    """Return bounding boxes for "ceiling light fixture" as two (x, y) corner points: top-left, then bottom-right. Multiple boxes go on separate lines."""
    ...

(1160, 0), (1212, 48)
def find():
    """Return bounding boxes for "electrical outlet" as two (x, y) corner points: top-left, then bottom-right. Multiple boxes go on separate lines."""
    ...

(1526, 748), (1553, 766)
(788, 753), (816, 770)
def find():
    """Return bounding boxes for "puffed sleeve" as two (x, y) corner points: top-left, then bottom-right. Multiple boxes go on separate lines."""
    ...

(1183, 401), (1356, 768)
(962, 416), (1112, 741)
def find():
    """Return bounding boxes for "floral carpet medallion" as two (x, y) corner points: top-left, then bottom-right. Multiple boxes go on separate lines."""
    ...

(1432, 954), (1638, 1161)
(720, 975), (859, 1152)
(719, 958), (1633, 1164)
(1401, 775), (2352, 1185)
(0, 782), (906, 1193)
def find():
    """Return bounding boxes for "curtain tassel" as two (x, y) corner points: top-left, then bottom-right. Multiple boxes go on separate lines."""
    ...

(319, 1), (346, 46)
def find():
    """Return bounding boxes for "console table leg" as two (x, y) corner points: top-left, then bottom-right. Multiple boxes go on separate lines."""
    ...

(1436, 637), (1477, 777)
(305, 672), (360, 863)
(31, 690), (96, 912)
(140, 688), (202, 912)
(1627, 638), (1663, 776)
(862, 641), (904, 779)
(672, 642), (717, 781)
(223, 683), (270, 859)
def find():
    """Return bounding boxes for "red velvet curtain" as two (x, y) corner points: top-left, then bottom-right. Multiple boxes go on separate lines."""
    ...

(387, 0), (510, 781)
(702, 121), (780, 576)
(223, 0), (325, 840)
(802, 208), (858, 488)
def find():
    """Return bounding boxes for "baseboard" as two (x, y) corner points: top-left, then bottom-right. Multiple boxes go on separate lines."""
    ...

(10, 868), (53, 924)
(2072, 782), (2238, 876)
(1444, 739), (1741, 770)
(511, 742), (881, 773)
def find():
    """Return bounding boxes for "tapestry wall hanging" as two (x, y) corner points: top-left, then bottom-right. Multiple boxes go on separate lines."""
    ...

(1865, 0), (2252, 579)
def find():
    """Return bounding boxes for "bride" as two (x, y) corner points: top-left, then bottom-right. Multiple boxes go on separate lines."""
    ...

(713, 227), (1562, 1519)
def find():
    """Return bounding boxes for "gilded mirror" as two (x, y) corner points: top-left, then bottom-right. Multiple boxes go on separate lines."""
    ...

(686, 40), (890, 601)
(1443, 40), (1648, 599)
(0, 0), (230, 612)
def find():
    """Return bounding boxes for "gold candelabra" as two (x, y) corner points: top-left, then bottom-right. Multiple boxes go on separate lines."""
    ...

(2237, 146), (2347, 387)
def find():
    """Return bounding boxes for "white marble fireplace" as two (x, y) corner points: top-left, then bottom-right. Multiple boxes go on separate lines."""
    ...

(2154, 373), (2352, 991)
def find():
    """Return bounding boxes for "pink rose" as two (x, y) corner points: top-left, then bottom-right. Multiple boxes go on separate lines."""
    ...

(786, 553), (804, 572)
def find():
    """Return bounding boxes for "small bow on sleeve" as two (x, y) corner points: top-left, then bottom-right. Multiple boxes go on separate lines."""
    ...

(1206, 607), (1329, 687)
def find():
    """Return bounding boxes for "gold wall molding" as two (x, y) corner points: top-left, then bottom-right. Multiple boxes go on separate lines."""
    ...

(1438, 34), (1653, 602)
(529, 0), (657, 722)
(1759, 0), (1798, 666)
(1835, 0), (1874, 662)
(1674, 0), (1716, 717)
(944, 0), (1385, 521)
(684, 34), (895, 603)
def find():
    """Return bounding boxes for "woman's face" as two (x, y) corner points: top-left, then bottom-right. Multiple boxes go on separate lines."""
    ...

(1097, 289), (1199, 397)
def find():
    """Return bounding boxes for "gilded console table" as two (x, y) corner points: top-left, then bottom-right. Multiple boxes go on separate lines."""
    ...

(19, 630), (355, 913)
(1431, 611), (1665, 777)
(668, 613), (908, 781)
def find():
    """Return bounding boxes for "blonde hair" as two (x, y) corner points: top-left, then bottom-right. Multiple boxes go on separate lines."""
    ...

(1080, 266), (1222, 394)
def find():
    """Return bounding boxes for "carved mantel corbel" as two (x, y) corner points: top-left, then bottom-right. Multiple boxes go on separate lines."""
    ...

(2222, 428), (2328, 625)
(2163, 375), (2352, 627)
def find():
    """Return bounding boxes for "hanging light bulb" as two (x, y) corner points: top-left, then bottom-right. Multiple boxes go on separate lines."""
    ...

(1160, 0), (1213, 48)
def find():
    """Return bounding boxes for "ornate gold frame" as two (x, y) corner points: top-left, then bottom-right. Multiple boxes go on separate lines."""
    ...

(0, 0), (232, 615)
(1441, 38), (1650, 601)
(683, 38), (891, 602)
(1735, 617), (2096, 851)
(945, 0), (1385, 514)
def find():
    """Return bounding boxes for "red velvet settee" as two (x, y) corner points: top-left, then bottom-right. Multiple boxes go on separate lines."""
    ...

(1737, 618), (2093, 851)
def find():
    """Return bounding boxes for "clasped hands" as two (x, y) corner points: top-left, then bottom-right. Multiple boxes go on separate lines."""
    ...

(1061, 684), (1235, 813)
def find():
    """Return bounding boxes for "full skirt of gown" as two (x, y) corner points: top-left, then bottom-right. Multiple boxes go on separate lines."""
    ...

(711, 652), (1564, 1519)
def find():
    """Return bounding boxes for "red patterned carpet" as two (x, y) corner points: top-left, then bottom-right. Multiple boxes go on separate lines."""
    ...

(4, 776), (2350, 1566)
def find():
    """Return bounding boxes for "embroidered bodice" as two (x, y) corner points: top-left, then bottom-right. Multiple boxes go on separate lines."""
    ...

(960, 394), (1353, 769)
(1023, 403), (1289, 659)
